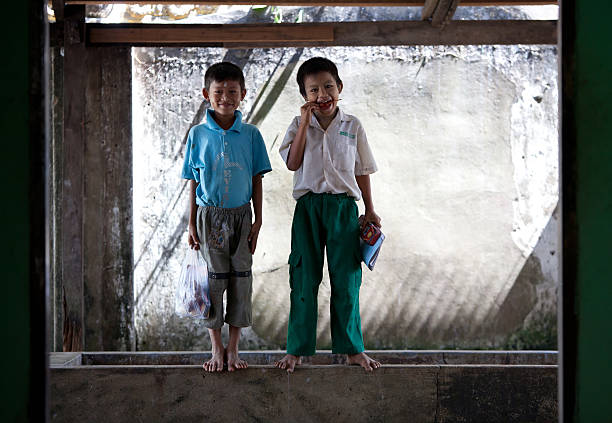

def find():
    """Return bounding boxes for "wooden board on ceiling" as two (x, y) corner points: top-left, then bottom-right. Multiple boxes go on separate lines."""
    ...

(89, 24), (335, 44)
(87, 20), (557, 47)
(66, 0), (557, 6)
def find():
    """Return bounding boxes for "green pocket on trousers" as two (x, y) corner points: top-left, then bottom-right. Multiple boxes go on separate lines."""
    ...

(288, 251), (302, 290)
(354, 251), (363, 288)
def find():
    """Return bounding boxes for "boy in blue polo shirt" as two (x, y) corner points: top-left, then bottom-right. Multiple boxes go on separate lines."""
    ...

(181, 62), (271, 372)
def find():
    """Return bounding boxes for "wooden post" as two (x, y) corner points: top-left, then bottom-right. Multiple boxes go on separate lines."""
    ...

(83, 46), (133, 351)
(61, 4), (86, 352)
(60, 6), (134, 352)
(431, 0), (461, 27)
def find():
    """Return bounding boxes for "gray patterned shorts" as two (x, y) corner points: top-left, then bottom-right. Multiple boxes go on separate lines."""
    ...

(196, 202), (253, 329)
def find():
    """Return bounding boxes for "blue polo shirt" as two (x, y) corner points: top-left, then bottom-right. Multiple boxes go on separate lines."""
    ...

(181, 109), (272, 208)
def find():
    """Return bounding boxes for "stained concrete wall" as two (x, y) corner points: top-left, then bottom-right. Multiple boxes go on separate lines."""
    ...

(132, 45), (558, 350)
(49, 352), (558, 423)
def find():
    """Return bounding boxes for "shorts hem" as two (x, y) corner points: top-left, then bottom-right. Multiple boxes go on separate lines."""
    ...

(202, 321), (224, 330)
(225, 318), (252, 328)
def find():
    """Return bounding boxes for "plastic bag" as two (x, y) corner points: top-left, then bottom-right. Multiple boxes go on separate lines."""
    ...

(175, 249), (211, 319)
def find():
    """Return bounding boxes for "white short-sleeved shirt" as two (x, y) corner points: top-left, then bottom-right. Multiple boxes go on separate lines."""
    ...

(279, 108), (377, 201)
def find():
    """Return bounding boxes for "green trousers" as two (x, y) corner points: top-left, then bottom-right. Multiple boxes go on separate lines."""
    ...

(287, 192), (364, 356)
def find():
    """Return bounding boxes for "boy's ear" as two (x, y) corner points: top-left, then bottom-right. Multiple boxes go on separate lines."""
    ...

(202, 88), (210, 100)
(241, 88), (247, 101)
(338, 82), (343, 94)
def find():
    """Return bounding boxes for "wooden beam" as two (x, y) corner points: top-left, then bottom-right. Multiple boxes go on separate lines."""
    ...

(66, 0), (557, 6)
(83, 46), (134, 351)
(89, 24), (334, 44)
(447, 0), (461, 21)
(87, 20), (557, 47)
(52, 0), (65, 21)
(431, 0), (460, 27)
(62, 5), (86, 353)
(422, 0), (439, 20)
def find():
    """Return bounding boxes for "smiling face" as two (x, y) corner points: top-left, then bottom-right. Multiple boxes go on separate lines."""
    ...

(203, 79), (246, 119)
(303, 71), (343, 118)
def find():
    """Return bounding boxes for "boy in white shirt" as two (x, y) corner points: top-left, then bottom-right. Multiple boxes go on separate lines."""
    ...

(275, 57), (382, 373)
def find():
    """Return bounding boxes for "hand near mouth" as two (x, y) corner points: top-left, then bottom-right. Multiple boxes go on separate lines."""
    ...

(300, 101), (321, 122)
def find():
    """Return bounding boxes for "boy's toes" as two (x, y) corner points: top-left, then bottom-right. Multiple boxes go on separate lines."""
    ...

(276, 354), (299, 373)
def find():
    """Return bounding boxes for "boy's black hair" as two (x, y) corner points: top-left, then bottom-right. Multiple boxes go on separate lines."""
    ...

(204, 62), (245, 91)
(296, 57), (343, 98)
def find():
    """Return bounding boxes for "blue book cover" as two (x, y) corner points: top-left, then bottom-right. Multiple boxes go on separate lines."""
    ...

(360, 223), (385, 271)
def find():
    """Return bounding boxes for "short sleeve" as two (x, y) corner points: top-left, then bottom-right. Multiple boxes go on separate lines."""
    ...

(251, 128), (272, 176)
(354, 122), (378, 175)
(279, 117), (300, 164)
(181, 128), (197, 180)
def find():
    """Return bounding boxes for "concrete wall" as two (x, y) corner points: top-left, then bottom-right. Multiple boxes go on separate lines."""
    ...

(49, 352), (558, 422)
(133, 45), (558, 350)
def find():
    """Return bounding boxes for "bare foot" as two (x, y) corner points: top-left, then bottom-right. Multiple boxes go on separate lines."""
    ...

(274, 354), (302, 373)
(347, 352), (381, 372)
(203, 347), (225, 372)
(226, 348), (248, 372)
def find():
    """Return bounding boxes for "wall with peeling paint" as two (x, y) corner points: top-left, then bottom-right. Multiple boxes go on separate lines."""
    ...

(132, 43), (558, 351)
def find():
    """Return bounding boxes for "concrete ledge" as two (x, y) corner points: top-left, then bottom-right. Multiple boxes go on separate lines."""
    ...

(52, 350), (558, 366)
(50, 351), (557, 422)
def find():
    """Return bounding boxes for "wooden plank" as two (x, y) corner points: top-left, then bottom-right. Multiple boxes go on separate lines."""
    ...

(67, 0), (557, 5)
(422, 0), (439, 20)
(83, 46), (133, 351)
(431, 0), (460, 27)
(62, 5), (86, 353)
(71, 350), (557, 366)
(61, 5), (134, 352)
(88, 20), (557, 47)
(89, 24), (334, 44)
(324, 20), (557, 45)
(447, 0), (461, 21)
(52, 0), (65, 21)
(50, 46), (64, 353)
(431, 0), (452, 26)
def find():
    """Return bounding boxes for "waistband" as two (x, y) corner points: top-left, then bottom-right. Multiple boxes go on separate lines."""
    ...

(199, 202), (251, 215)
(298, 192), (354, 201)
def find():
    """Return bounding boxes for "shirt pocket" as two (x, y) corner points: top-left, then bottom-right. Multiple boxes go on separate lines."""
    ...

(331, 137), (357, 172)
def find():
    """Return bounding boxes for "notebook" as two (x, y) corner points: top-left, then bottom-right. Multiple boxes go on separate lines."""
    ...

(360, 223), (385, 271)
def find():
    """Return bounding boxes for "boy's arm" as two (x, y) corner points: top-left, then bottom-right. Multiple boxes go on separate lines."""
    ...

(248, 174), (263, 254)
(286, 102), (318, 171)
(356, 174), (381, 228)
(188, 179), (201, 249)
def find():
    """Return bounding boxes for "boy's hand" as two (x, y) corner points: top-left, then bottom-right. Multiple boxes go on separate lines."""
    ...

(300, 101), (319, 124)
(188, 224), (200, 250)
(248, 220), (262, 254)
(360, 210), (382, 230)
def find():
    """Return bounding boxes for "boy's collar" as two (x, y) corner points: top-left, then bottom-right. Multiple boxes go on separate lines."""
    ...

(309, 107), (352, 128)
(205, 109), (243, 132)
